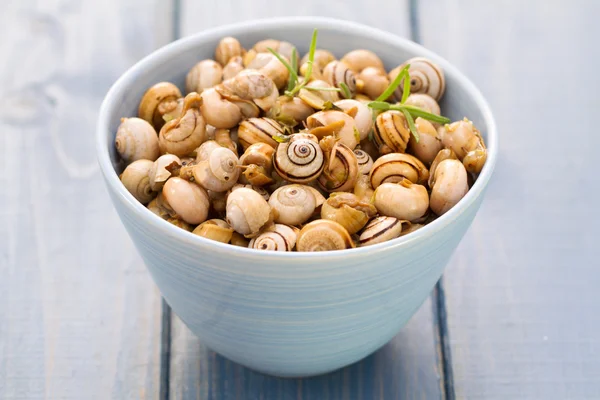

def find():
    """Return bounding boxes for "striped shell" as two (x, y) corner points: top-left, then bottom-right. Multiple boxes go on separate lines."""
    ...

(249, 224), (299, 252)
(389, 57), (446, 101)
(369, 153), (429, 189)
(358, 217), (409, 247)
(158, 93), (207, 156)
(273, 133), (325, 184)
(306, 110), (359, 150)
(322, 60), (357, 98)
(237, 117), (283, 150)
(373, 110), (411, 154)
(354, 149), (373, 175)
(192, 147), (240, 192)
(296, 220), (355, 252)
(318, 141), (360, 193)
(115, 117), (160, 163)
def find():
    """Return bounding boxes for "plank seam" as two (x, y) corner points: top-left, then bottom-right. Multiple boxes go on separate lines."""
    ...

(160, 299), (173, 400)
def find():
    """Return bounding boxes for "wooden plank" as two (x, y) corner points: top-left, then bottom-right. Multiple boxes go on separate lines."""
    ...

(170, 3), (445, 399)
(418, 1), (600, 398)
(0, 0), (174, 398)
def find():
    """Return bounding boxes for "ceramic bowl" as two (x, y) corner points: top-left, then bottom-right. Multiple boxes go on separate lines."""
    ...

(96, 17), (497, 377)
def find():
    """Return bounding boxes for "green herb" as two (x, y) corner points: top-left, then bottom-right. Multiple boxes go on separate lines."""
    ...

(400, 105), (451, 124)
(273, 134), (291, 143)
(353, 127), (361, 143)
(322, 101), (343, 111)
(162, 114), (175, 123)
(367, 101), (392, 111)
(305, 86), (342, 92)
(376, 64), (410, 102)
(401, 70), (411, 103)
(267, 47), (299, 92)
(340, 82), (352, 99)
(400, 109), (419, 143)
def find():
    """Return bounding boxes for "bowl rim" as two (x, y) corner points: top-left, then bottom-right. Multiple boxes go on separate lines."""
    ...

(96, 16), (498, 260)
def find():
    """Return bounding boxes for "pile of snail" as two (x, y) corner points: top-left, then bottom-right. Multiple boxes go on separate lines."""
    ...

(115, 30), (487, 252)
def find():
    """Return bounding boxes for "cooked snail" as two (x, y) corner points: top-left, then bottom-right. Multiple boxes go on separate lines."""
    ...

(225, 187), (271, 236)
(184, 147), (240, 192)
(246, 52), (290, 90)
(321, 192), (376, 234)
(408, 117), (443, 165)
(239, 142), (275, 186)
(237, 117), (283, 150)
(215, 37), (245, 66)
(429, 159), (469, 216)
(340, 49), (384, 73)
(199, 87), (242, 129)
(369, 153), (429, 189)
(389, 57), (445, 101)
(404, 94), (441, 116)
(159, 93), (207, 156)
(373, 110), (411, 154)
(354, 149), (373, 175)
(300, 49), (335, 81)
(185, 59), (223, 94)
(334, 99), (373, 141)
(249, 223), (299, 251)
(306, 110), (359, 150)
(322, 60), (357, 98)
(120, 159), (155, 204)
(296, 220), (355, 252)
(222, 56), (244, 80)
(273, 133), (325, 183)
(357, 67), (390, 100)
(162, 177), (210, 225)
(318, 136), (359, 193)
(193, 219), (233, 243)
(268, 184), (317, 226)
(148, 154), (181, 191)
(138, 82), (182, 131)
(358, 217), (409, 247)
(115, 117), (160, 163)
(214, 128), (237, 153)
(373, 179), (430, 222)
(441, 118), (487, 174)
(252, 39), (297, 62)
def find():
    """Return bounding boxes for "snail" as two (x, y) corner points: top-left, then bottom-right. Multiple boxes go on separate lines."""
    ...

(296, 220), (355, 252)
(358, 217), (410, 247)
(195, 140), (222, 162)
(225, 187), (272, 236)
(353, 174), (374, 203)
(354, 149), (373, 175)
(440, 118), (487, 174)
(237, 117), (283, 150)
(239, 142), (275, 186)
(373, 110), (411, 154)
(230, 232), (250, 247)
(357, 67), (390, 100)
(252, 39), (297, 62)
(182, 147), (240, 192)
(215, 37), (245, 66)
(185, 59), (223, 94)
(428, 148), (458, 188)
(369, 153), (429, 189)
(429, 159), (469, 216)
(147, 194), (170, 220)
(162, 177), (210, 225)
(298, 79), (340, 109)
(322, 60), (357, 98)
(138, 82), (182, 131)
(299, 49), (335, 81)
(148, 154), (181, 191)
(268, 184), (317, 226)
(249, 223), (299, 251)
(218, 70), (278, 112)
(193, 219), (234, 243)
(373, 179), (429, 222)
(166, 217), (193, 231)
(404, 94), (441, 116)
(214, 128), (237, 153)
(222, 56), (244, 80)
(199, 87), (242, 129)
(359, 137), (380, 161)
(321, 192), (377, 234)
(229, 183), (270, 201)
(120, 159), (155, 204)
(115, 117), (160, 163)
(334, 99), (373, 141)
(267, 95), (315, 126)
(208, 189), (227, 215)
(340, 49), (385, 73)
(273, 133), (325, 184)
(159, 92), (207, 156)
(318, 136), (360, 193)
(408, 117), (443, 165)
(306, 110), (359, 150)
(389, 57), (446, 101)
(246, 52), (290, 90)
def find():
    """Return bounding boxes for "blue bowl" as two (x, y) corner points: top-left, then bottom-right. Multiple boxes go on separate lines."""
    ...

(96, 17), (497, 377)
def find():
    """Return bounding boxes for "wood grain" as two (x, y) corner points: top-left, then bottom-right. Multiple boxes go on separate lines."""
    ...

(418, 0), (600, 398)
(170, 3), (445, 399)
(0, 0), (174, 398)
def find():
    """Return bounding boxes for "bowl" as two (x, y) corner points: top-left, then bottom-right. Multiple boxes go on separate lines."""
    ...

(96, 17), (497, 377)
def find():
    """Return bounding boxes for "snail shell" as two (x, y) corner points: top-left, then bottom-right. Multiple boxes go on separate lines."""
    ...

(306, 110), (359, 150)
(253, 39), (297, 62)
(195, 140), (222, 162)
(246, 52), (290, 90)
(249, 223), (299, 252)
(226, 187), (271, 236)
(162, 177), (210, 225)
(240, 142), (274, 169)
(268, 184), (317, 226)
(321, 193), (377, 235)
(193, 219), (233, 243)
(199, 87), (242, 129)
(267, 95), (315, 126)
(373, 179), (429, 222)
(230, 231), (250, 247)
(273, 133), (325, 184)
(214, 128), (237, 153)
(115, 117), (160, 163)
(408, 117), (443, 165)
(428, 148), (458, 188)
(358, 217), (409, 247)
(296, 220), (355, 252)
(219, 70), (278, 112)
(340, 49), (385, 73)
(298, 79), (340, 109)
(373, 110), (411, 154)
(192, 147), (240, 192)
(389, 57), (446, 101)
(322, 60), (357, 98)
(148, 154), (181, 191)
(185, 59), (223, 94)
(441, 118), (487, 174)
(404, 94), (441, 116)
(237, 117), (283, 150)
(334, 99), (373, 141)
(222, 56), (244, 80)
(354, 149), (373, 175)
(354, 174), (374, 203)
(429, 159), (469, 216)
(299, 49), (335, 81)
(159, 93), (207, 156)
(369, 153), (429, 189)
(138, 82), (182, 131)
(215, 37), (245, 66)
(318, 139), (360, 193)
(357, 67), (390, 100)
(120, 159), (156, 204)
(229, 183), (270, 201)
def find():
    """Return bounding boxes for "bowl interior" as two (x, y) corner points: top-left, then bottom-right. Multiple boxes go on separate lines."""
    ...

(97, 17), (497, 257)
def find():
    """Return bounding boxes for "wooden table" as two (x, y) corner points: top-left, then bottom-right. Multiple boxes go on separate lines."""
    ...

(1, 0), (598, 398)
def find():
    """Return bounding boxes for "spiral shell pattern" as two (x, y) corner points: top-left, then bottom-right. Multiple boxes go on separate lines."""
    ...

(237, 117), (283, 150)
(358, 216), (408, 247)
(373, 110), (411, 154)
(369, 153), (429, 189)
(296, 220), (355, 252)
(322, 60), (357, 98)
(273, 134), (325, 184)
(249, 224), (298, 252)
(354, 149), (373, 175)
(318, 143), (359, 193)
(390, 57), (446, 101)
(138, 82), (182, 131)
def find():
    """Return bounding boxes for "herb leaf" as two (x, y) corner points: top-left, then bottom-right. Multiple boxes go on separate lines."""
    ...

(303, 29), (319, 84)
(273, 134), (291, 143)
(305, 86), (342, 92)
(267, 47), (298, 93)
(401, 69), (411, 103)
(340, 82), (352, 99)
(401, 105), (451, 124)
(367, 101), (392, 111)
(376, 64), (410, 102)
(401, 108), (419, 143)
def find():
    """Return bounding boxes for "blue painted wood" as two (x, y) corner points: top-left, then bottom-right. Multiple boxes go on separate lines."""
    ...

(419, 0), (600, 398)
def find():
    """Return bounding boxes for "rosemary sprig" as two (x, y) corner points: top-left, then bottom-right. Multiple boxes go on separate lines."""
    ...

(376, 64), (409, 102)
(340, 82), (352, 99)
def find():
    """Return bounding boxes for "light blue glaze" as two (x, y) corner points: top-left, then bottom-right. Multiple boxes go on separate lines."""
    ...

(96, 17), (498, 377)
